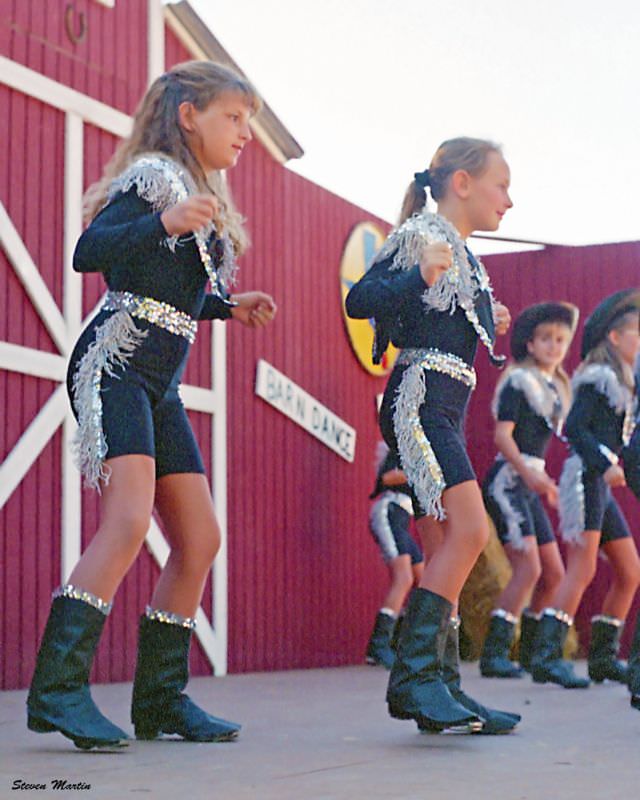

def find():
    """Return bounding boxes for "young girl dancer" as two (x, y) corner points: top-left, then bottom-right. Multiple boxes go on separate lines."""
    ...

(531, 289), (640, 688)
(480, 303), (576, 678)
(623, 415), (640, 709)
(26, 61), (276, 749)
(346, 137), (520, 734)
(366, 443), (424, 668)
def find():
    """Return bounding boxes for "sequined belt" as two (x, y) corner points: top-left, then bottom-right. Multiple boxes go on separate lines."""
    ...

(395, 347), (476, 388)
(103, 291), (197, 344)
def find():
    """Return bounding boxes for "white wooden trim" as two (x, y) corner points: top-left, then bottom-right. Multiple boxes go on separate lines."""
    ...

(0, 385), (67, 509)
(64, 112), (84, 341)
(0, 342), (66, 381)
(144, 518), (223, 672)
(179, 384), (220, 413)
(0, 56), (131, 138)
(0, 202), (68, 354)
(148, 0), (165, 84)
(211, 319), (228, 675)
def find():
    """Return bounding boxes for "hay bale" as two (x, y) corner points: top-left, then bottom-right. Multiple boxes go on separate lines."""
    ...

(459, 515), (579, 661)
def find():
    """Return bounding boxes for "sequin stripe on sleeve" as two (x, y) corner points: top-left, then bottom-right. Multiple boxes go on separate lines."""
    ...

(70, 310), (148, 491)
(392, 348), (476, 520)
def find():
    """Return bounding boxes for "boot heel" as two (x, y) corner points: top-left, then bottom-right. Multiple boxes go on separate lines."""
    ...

(28, 714), (57, 733)
(387, 703), (414, 721)
(134, 725), (160, 740)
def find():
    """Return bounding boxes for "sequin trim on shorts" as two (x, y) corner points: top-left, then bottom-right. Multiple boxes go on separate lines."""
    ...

(393, 348), (476, 520)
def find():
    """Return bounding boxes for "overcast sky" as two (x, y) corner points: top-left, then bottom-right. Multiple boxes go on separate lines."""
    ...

(187, 0), (640, 253)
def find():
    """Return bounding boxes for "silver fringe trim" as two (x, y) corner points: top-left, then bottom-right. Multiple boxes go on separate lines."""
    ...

(558, 453), (586, 545)
(493, 366), (563, 433)
(145, 606), (197, 630)
(491, 608), (519, 625)
(487, 455), (546, 551)
(71, 310), (148, 491)
(53, 584), (112, 615)
(373, 440), (390, 473)
(572, 363), (630, 414)
(370, 492), (415, 562)
(392, 348), (476, 520)
(572, 363), (637, 445)
(375, 211), (503, 363)
(109, 154), (238, 293)
(104, 291), (197, 343)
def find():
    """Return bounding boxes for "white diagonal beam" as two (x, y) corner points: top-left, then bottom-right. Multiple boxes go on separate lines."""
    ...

(0, 202), (68, 354)
(144, 518), (220, 672)
(0, 341), (66, 381)
(0, 384), (67, 509)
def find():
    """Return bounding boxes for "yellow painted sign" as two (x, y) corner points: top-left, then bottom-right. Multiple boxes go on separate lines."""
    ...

(340, 222), (398, 376)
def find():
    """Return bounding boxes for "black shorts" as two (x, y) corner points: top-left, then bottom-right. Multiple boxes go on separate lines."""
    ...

(559, 454), (631, 545)
(369, 493), (424, 565)
(379, 366), (475, 518)
(483, 460), (556, 550)
(67, 310), (205, 480)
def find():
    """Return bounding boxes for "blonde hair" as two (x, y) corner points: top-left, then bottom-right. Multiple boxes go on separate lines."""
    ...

(398, 137), (502, 225)
(83, 60), (262, 255)
(578, 310), (640, 390)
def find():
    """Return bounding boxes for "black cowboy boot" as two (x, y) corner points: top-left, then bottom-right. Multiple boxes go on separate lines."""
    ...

(386, 588), (480, 730)
(628, 615), (640, 709)
(390, 610), (405, 654)
(479, 611), (522, 678)
(365, 611), (396, 669)
(518, 610), (540, 673)
(530, 609), (590, 689)
(419, 617), (520, 734)
(26, 586), (129, 750)
(587, 616), (628, 684)
(131, 609), (240, 741)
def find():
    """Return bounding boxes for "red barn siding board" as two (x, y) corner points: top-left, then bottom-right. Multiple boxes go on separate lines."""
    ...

(2, 0), (148, 115)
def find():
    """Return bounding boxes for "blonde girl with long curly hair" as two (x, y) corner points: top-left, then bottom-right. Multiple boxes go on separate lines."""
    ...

(27, 60), (276, 750)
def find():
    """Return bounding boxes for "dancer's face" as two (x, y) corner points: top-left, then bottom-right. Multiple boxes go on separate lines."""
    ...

(527, 322), (572, 373)
(464, 152), (513, 232)
(608, 313), (640, 367)
(181, 91), (253, 172)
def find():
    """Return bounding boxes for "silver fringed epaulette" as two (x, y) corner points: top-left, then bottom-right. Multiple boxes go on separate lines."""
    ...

(108, 154), (238, 292)
(374, 211), (480, 315)
(493, 367), (561, 425)
(572, 364), (633, 414)
(108, 153), (208, 253)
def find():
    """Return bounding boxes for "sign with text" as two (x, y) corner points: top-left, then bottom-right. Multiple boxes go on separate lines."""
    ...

(255, 360), (356, 462)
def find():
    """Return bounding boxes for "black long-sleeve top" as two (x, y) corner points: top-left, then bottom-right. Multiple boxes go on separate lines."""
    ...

(565, 382), (628, 474)
(496, 382), (555, 460)
(345, 255), (480, 367)
(74, 186), (233, 321)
